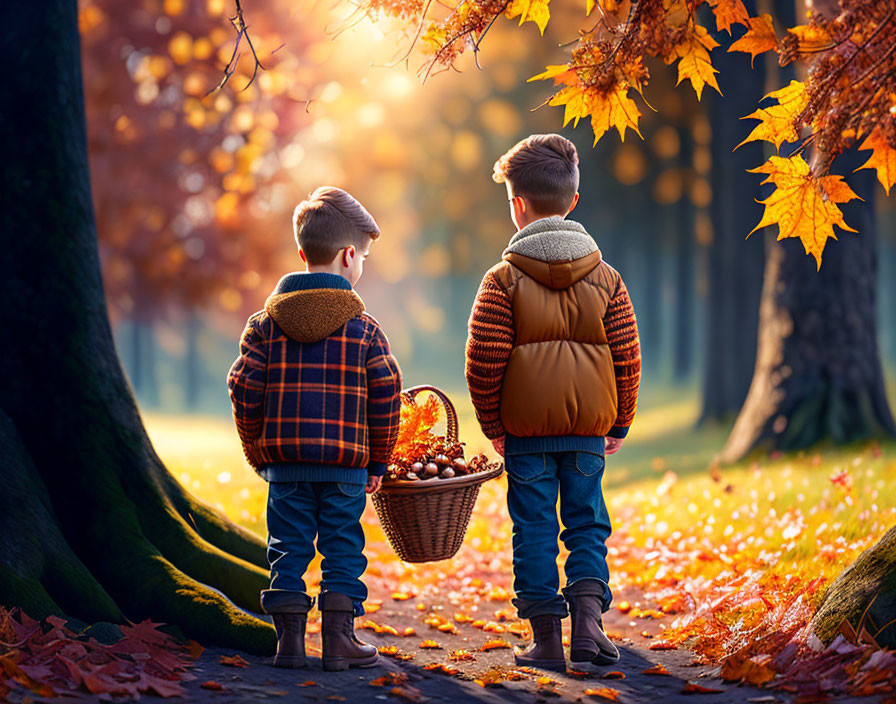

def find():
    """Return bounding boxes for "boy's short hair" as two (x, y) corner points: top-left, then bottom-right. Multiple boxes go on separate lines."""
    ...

(293, 187), (380, 265)
(492, 134), (579, 215)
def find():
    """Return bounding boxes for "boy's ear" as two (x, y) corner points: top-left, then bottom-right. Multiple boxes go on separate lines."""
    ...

(299, 248), (307, 263)
(567, 192), (580, 214)
(342, 245), (355, 267)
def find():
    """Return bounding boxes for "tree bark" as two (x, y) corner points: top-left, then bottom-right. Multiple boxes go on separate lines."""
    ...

(673, 126), (696, 381)
(720, 155), (896, 462)
(0, 1), (274, 653)
(699, 16), (766, 422)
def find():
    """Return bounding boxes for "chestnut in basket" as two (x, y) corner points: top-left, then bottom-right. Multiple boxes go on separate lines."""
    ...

(411, 462), (424, 475)
(405, 472), (418, 480)
(423, 462), (440, 478)
(434, 454), (450, 466)
(440, 467), (455, 479)
(451, 458), (468, 475)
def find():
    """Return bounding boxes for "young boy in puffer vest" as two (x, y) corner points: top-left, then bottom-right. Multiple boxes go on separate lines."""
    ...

(465, 134), (641, 672)
(228, 187), (402, 671)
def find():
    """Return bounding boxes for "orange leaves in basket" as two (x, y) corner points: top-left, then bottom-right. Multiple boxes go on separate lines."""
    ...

(392, 395), (441, 466)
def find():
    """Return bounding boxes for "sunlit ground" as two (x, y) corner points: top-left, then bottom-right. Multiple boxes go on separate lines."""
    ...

(146, 392), (896, 604)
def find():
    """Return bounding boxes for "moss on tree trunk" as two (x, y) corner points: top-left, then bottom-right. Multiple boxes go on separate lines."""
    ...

(0, 0), (274, 654)
(811, 526), (896, 649)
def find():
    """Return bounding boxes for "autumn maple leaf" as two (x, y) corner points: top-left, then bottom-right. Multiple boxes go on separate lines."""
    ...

(748, 154), (859, 269)
(665, 25), (721, 100)
(736, 80), (808, 151)
(505, 0), (551, 35)
(857, 129), (896, 196)
(708, 0), (750, 34)
(728, 13), (777, 66)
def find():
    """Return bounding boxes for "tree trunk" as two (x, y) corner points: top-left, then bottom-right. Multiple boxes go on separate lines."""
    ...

(673, 126), (695, 381)
(185, 313), (201, 410)
(699, 16), (766, 423)
(810, 526), (896, 649)
(720, 155), (896, 462)
(0, 1), (274, 653)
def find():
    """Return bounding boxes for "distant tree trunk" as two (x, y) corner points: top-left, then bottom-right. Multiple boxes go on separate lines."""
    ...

(673, 126), (695, 381)
(0, 1), (273, 652)
(185, 313), (201, 410)
(721, 158), (896, 462)
(699, 15), (766, 423)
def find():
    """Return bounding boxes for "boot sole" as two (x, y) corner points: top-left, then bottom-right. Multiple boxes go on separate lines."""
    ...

(272, 655), (307, 668)
(514, 655), (567, 673)
(322, 653), (380, 672)
(569, 654), (621, 672)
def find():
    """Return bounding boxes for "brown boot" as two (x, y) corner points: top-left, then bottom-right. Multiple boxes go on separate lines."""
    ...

(318, 591), (378, 671)
(563, 580), (619, 670)
(513, 615), (566, 672)
(260, 589), (314, 668)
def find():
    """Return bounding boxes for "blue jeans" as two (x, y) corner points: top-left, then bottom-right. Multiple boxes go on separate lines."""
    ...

(505, 451), (613, 619)
(266, 480), (368, 616)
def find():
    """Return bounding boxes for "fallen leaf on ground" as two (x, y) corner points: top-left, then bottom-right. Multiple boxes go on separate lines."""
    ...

(481, 639), (512, 651)
(648, 640), (678, 650)
(682, 681), (724, 694)
(200, 681), (224, 691)
(218, 654), (249, 668)
(602, 670), (626, 679)
(642, 663), (671, 675)
(419, 640), (442, 649)
(584, 686), (620, 700)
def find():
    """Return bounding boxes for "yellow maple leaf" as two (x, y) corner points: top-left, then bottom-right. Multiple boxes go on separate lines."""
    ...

(589, 82), (643, 144)
(736, 80), (808, 150)
(528, 64), (574, 83)
(728, 13), (777, 66)
(856, 130), (896, 195)
(586, 0), (595, 16)
(708, 0), (750, 34)
(505, 0), (550, 35)
(421, 23), (448, 52)
(748, 154), (859, 269)
(666, 25), (721, 101)
(547, 85), (593, 128)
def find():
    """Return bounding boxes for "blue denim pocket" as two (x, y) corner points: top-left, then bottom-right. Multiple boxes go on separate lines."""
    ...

(574, 452), (605, 477)
(336, 482), (366, 497)
(269, 481), (299, 500)
(506, 453), (547, 483)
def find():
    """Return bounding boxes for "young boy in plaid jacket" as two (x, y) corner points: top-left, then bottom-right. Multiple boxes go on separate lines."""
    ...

(228, 187), (402, 671)
(466, 135), (641, 672)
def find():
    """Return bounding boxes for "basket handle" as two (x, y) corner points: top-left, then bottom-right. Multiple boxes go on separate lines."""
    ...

(401, 385), (459, 444)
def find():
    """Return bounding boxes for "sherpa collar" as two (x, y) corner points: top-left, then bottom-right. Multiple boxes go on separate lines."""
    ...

(503, 216), (599, 263)
(502, 217), (603, 290)
(265, 272), (365, 343)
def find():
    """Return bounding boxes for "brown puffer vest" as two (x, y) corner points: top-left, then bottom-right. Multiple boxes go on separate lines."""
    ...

(491, 217), (621, 438)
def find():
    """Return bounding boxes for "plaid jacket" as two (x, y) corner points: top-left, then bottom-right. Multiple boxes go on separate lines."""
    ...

(227, 272), (402, 481)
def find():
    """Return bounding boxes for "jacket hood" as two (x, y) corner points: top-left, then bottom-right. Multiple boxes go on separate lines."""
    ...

(264, 272), (365, 343)
(502, 216), (602, 290)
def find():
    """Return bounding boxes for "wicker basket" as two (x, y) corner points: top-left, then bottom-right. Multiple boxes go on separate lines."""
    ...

(371, 385), (504, 563)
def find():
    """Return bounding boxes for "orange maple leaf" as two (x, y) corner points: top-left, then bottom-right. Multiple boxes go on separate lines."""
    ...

(857, 129), (896, 195)
(589, 82), (643, 144)
(736, 80), (808, 150)
(480, 639), (512, 650)
(786, 24), (833, 53)
(708, 0), (749, 34)
(584, 687), (620, 700)
(728, 13), (777, 66)
(665, 25), (721, 101)
(748, 154), (860, 269)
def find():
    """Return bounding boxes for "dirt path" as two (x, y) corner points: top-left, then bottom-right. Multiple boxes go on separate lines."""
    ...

(173, 587), (792, 703)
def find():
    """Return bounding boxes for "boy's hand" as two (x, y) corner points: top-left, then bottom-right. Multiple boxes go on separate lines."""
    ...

(492, 436), (506, 458)
(366, 475), (382, 494)
(605, 437), (624, 455)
